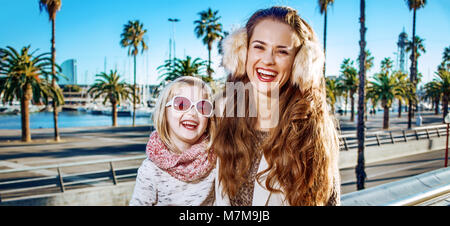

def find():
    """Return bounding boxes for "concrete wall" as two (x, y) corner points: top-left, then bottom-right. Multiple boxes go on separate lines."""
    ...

(1, 181), (136, 206)
(338, 136), (448, 169)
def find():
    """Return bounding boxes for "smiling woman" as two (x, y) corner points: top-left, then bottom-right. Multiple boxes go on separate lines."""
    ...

(213, 6), (341, 206)
(246, 19), (300, 94)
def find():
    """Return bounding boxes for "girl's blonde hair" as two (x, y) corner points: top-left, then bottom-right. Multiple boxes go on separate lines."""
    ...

(153, 76), (215, 153)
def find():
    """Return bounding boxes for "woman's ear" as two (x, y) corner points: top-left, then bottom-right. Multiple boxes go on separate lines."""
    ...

(221, 27), (248, 78)
(290, 25), (325, 92)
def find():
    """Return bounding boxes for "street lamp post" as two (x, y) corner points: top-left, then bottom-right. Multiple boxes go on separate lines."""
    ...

(445, 113), (450, 167)
(168, 18), (180, 63)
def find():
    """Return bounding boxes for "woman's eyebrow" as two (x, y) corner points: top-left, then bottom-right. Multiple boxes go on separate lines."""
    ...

(252, 40), (290, 49)
(252, 40), (266, 45)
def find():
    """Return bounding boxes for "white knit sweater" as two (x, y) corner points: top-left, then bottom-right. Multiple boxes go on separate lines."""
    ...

(129, 158), (215, 206)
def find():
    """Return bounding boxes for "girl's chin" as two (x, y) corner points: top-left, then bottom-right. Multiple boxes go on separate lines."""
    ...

(178, 131), (202, 142)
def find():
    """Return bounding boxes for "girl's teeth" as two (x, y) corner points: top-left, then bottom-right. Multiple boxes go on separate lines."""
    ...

(181, 121), (198, 129)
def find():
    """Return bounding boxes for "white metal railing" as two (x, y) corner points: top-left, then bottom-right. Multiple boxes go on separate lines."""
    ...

(0, 155), (146, 202)
(338, 124), (447, 151)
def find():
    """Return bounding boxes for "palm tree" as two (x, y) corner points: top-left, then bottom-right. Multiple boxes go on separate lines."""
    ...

(340, 58), (358, 121)
(393, 70), (409, 117)
(88, 70), (133, 127)
(318, 0), (335, 76)
(423, 80), (441, 115)
(120, 20), (148, 127)
(356, 0), (367, 191)
(0, 46), (64, 142)
(217, 31), (229, 56)
(337, 78), (349, 115)
(194, 8), (223, 80)
(405, 0), (427, 129)
(438, 46), (450, 71)
(363, 50), (374, 72)
(380, 57), (394, 73)
(325, 76), (342, 113)
(368, 72), (405, 129)
(406, 35), (426, 119)
(158, 56), (208, 82)
(406, 36), (426, 61)
(444, 46), (450, 62)
(38, 0), (62, 141)
(432, 70), (450, 121)
(357, 49), (374, 121)
(366, 85), (379, 117)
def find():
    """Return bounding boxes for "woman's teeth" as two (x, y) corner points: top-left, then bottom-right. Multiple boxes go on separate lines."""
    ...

(256, 68), (277, 82)
(257, 68), (276, 76)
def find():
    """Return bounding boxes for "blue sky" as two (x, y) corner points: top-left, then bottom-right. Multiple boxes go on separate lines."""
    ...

(1, 0), (449, 86)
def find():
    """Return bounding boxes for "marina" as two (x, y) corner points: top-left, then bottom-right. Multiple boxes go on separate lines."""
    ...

(0, 108), (153, 130)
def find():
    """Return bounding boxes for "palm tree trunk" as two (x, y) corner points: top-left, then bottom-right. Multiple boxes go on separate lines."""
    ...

(364, 91), (368, 121)
(133, 54), (136, 126)
(323, 10), (327, 76)
(356, 0), (367, 191)
(51, 18), (60, 141)
(444, 95), (449, 122)
(383, 104), (390, 129)
(435, 98), (439, 115)
(345, 94), (348, 116)
(364, 75), (368, 121)
(112, 100), (118, 127)
(408, 8), (417, 129)
(398, 99), (402, 118)
(207, 44), (212, 80)
(350, 91), (355, 121)
(21, 84), (32, 142)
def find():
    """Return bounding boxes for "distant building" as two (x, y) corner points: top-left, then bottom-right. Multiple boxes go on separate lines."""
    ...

(326, 75), (338, 80)
(59, 59), (77, 85)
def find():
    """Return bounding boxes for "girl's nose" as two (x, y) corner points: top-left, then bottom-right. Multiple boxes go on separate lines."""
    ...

(185, 105), (198, 116)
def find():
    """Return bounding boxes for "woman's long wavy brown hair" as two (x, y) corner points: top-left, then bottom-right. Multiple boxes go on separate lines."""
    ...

(213, 6), (340, 206)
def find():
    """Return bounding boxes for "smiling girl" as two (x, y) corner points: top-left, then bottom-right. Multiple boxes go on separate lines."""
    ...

(129, 76), (216, 206)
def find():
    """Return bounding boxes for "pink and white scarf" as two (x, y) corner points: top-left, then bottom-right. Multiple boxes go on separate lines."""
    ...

(145, 131), (216, 182)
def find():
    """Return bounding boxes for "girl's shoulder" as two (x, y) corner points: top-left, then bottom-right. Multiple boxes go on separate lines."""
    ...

(139, 158), (164, 177)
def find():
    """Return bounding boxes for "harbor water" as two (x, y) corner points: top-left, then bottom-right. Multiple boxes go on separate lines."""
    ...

(0, 111), (152, 130)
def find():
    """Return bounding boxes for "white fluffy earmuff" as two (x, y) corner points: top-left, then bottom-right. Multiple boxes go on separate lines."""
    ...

(291, 38), (325, 91)
(221, 27), (248, 78)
